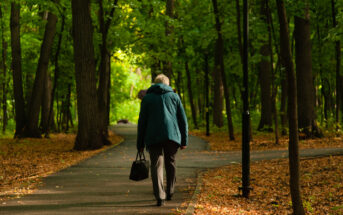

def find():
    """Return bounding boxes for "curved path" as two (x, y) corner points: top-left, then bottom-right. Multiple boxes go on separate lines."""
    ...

(1, 124), (343, 215)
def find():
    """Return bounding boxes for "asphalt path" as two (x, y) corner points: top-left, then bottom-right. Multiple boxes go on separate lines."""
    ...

(1, 124), (343, 215)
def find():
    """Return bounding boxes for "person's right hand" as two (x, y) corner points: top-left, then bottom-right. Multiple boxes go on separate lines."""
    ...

(139, 147), (144, 152)
(180, 146), (187, 150)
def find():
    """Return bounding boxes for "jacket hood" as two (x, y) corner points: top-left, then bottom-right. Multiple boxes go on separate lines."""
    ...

(147, 83), (174, 95)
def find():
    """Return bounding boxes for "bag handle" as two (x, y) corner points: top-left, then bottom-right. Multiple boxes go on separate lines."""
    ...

(136, 151), (146, 161)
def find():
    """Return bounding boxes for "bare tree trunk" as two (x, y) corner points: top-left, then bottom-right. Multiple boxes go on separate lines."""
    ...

(10, 3), (26, 137)
(212, 0), (234, 140)
(72, 0), (102, 150)
(185, 61), (198, 129)
(26, 11), (57, 137)
(276, 1), (305, 214)
(295, 3), (322, 138)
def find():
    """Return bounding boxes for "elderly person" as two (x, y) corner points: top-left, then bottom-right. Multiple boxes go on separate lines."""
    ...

(137, 74), (188, 206)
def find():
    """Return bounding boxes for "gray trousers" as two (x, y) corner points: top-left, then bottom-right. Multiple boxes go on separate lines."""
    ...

(148, 141), (179, 201)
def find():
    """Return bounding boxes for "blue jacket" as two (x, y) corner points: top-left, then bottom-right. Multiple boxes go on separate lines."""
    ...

(137, 83), (188, 150)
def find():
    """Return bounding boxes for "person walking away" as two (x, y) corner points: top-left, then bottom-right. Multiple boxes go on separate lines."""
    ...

(137, 74), (188, 206)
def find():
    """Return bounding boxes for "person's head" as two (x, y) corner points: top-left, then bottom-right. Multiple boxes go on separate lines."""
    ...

(154, 74), (170, 86)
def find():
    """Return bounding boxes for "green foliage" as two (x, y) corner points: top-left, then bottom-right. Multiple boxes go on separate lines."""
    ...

(0, 0), (342, 135)
(110, 51), (151, 123)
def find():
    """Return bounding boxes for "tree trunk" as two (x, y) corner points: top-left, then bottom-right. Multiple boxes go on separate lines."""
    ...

(46, 8), (66, 137)
(97, 0), (117, 145)
(280, 72), (288, 135)
(295, 4), (322, 138)
(276, 1), (305, 214)
(258, 44), (273, 131)
(265, 0), (279, 144)
(26, 11), (57, 137)
(0, 6), (7, 133)
(10, 3), (26, 137)
(196, 74), (203, 119)
(72, 0), (102, 150)
(212, 0), (234, 140)
(257, 0), (273, 132)
(40, 73), (53, 133)
(204, 54), (210, 136)
(185, 61), (198, 129)
(332, 0), (341, 129)
(212, 43), (223, 127)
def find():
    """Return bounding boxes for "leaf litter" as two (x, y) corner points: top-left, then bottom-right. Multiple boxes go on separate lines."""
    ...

(0, 131), (123, 202)
(184, 131), (343, 215)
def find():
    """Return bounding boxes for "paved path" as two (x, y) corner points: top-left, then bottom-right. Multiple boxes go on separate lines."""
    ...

(1, 124), (343, 215)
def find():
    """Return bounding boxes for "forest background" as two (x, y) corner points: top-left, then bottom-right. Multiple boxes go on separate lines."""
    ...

(0, 0), (343, 214)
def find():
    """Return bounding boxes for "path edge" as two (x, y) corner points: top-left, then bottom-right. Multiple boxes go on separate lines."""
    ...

(185, 170), (204, 215)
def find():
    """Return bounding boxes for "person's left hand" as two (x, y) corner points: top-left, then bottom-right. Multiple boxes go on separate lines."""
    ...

(180, 146), (187, 150)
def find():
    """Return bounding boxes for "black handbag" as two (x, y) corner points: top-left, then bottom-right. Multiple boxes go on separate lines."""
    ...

(129, 151), (150, 181)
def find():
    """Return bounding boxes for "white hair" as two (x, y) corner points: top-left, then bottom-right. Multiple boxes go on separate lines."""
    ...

(154, 74), (170, 86)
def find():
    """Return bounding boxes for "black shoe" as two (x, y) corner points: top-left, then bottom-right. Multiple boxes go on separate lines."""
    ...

(166, 194), (173, 201)
(157, 199), (165, 206)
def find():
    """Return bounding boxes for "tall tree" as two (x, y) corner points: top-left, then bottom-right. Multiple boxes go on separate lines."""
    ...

(97, 0), (118, 144)
(72, 0), (102, 150)
(212, 0), (234, 140)
(212, 0), (224, 128)
(46, 7), (66, 136)
(276, 0), (305, 214)
(185, 60), (198, 129)
(295, 2), (322, 138)
(258, 0), (273, 131)
(331, 0), (341, 129)
(204, 54), (210, 136)
(10, 2), (26, 137)
(25, 10), (58, 137)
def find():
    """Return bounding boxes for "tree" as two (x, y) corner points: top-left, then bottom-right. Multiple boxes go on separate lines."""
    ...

(276, 0), (305, 214)
(10, 2), (26, 137)
(185, 60), (198, 129)
(295, 2), (322, 138)
(212, 0), (234, 140)
(25, 10), (58, 137)
(331, 0), (341, 129)
(97, 0), (118, 145)
(258, 0), (273, 131)
(72, 0), (102, 150)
